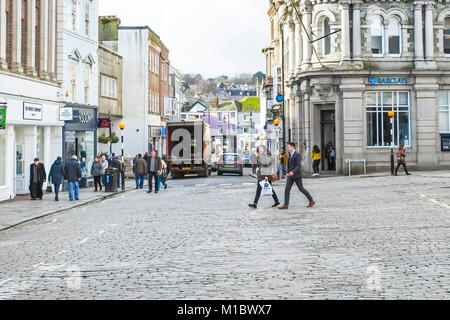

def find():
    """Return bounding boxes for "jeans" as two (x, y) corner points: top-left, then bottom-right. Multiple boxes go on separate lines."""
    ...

(313, 160), (321, 174)
(157, 175), (167, 190)
(148, 172), (159, 192)
(68, 181), (80, 200)
(279, 163), (286, 176)
(253, 179), (279, 205)
(54, 183), (61, 200)
(135, 174), (145, 189)
(284, 177), (313, 206)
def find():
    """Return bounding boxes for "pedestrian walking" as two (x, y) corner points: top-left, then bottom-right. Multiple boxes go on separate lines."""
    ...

(48, 156), (65, 201)
(278, 147), (288, 178)
(64, 155), (82, 201)
(395, 144), (411, 176)
(101, 155), (108, 187)
(29, 158), (46, 200)
(312, 145), (321, 177)
(157, 156), (168, 190)
(91, 156), (103, 192)
(248, 145), (280, 209)
(279, 142), (315, 210)
(147, 149), (161, 194)
(133, 154), (147, 189)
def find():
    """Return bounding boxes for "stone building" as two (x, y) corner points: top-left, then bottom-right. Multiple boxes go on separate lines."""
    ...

(0, 0), (63, 201)
(264, 0), (450, 174)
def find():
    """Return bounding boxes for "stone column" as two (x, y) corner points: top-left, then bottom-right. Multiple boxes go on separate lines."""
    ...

(414, 1), (424, 60)
(11, 0), (23, 73)
(39, 0), (49, 79)
(0, 0), (8, 69)
(289, 19), (296, 78)
(26, 0), (37, 76)
(295, 15), (303, 72)
(352, 1), (361, 59)
(340, 1), (351, 61)
(301, 4), (312, 70)
(424, 1), (435, 60)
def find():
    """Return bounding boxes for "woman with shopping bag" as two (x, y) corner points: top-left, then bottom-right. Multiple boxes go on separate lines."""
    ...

(248, 145), (280, 209)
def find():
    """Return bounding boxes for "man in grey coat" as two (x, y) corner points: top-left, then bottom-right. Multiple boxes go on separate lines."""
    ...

(279, 142), (315, 210)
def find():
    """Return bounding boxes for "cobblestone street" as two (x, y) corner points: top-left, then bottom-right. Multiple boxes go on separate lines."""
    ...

(0, 171), (449, 300)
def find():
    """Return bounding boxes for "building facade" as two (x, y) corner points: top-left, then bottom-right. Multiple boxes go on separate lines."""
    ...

(59, 0), (99, 179)
(265, 0), (450, 175)
(0, 0), (63, 201)
(168, 65), (183, 122)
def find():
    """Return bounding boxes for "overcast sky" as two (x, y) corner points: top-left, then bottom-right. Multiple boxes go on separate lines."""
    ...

(99, 0), (269, 78)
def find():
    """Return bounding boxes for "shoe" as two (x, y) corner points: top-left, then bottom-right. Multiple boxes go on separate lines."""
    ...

(155, 191), (159, 194)
(94, 190), (98, 192)
(278, 204), (289, 210)
(272, 202), (280, 208)
(39, 198), (43, 200)
(55, 198), (59, 202)
(75, 198), (79, 201)
(70, 199), (74, 201)
(164, 185), (167, 190)
(248, 204), (257, 209)
(395, 173), (398, 176)
(307, 201), (316, 208)
(406, 173), (411, 176)
(136, 186), (139, 189)
(147, 190), (152, 193)
(31, 198), (36, 201)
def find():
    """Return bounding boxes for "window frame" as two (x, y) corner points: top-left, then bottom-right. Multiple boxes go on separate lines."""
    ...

(322, 17), (331, 56)
(387, 16), (402, 57)
(444, 17), (450, 56)
(370, 17), (385, 58)
(438, 91), (450, 133)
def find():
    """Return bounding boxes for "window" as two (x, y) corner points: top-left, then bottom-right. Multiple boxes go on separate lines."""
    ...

(387, 17), (401, 55)
(84, 67), (90, 104)
(100, 75), (117, 99)
(370, 17), (384, 55)
(218, 127), (223, 135)
(85, 1), (90, 36)
(439, 91), (450, 132)
(444, 18), (450, 55)
(218, 112), (223, 122)
(70, 63), (77, 102)
(323, 18), (331, 56)
(231, 112), (236, 118)
(72, 0), (77, 32)
(366, 92), (411, 147)
(231, 124), (236, 132)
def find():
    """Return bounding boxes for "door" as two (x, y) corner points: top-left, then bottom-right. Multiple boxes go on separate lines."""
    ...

(15, 144), (26, 194)
(321, 110), (336, 171)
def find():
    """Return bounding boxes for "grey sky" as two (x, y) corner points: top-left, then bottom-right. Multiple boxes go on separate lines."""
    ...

(99, 0), (269, 78)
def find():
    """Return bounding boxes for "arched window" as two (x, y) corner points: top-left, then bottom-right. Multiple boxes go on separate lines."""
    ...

(370, 17), (384, 55)
(323, 18), (331, 56)
(387, 17), (401, 55)
(444, 17), (450, 55)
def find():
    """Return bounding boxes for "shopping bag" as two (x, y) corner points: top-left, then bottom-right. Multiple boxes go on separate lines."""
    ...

(259, 180), (273, 197)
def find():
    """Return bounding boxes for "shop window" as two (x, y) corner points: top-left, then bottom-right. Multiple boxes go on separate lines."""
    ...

(387, 17), (401, 55)
(370, 17), (384, 56)
(444, 18), (450, 55)
(366, 92), (411, 147)
(439, 91), (450, 132)
(64, 131), (95, 178)
(323, 18), (331, 56)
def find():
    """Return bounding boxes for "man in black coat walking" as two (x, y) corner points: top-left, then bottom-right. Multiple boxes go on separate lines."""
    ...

(30, 158), (46, 200)
(279, 142), (315, 210)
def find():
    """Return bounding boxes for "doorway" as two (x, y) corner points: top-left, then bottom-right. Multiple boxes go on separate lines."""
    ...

(321, 110), (336, 171)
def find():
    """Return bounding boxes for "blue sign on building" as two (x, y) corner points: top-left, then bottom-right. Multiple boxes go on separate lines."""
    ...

(369, 77), (409, 85)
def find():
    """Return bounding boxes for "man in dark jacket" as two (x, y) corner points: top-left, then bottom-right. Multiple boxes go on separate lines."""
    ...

(279, 142), (315, 210)
(147, 150), (161, 194)
(48, 156), (65, 201)
(64, 155), (82, 201)
(133, 154), (147, 189)
(30, 158), (46, 200)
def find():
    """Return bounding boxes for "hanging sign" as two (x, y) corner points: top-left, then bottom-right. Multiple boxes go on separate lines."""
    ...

(0, 104), (6, 129)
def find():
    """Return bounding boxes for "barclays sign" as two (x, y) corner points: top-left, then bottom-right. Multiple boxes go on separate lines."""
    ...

(369, 77), (409, 85)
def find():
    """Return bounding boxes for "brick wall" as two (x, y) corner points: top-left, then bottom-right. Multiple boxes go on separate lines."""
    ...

(5, 0), (12, 67)
(21, 0), (27, 68)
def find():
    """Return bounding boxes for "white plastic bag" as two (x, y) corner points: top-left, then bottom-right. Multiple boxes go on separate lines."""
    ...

(260, 180), (273, 197)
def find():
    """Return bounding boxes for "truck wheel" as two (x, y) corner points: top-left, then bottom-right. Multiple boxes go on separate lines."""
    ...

(218, 171), (223, 176)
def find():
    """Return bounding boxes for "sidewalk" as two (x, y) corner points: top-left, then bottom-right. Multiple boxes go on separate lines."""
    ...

(0, 179), (140, 232)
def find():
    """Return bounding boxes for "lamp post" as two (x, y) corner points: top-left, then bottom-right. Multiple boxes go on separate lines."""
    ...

(387, 111), (395, 175)
(119, 122), (126, 190)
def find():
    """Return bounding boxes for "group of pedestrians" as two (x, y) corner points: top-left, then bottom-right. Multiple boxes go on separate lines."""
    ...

(44, 155), (83, 201)
(133, 150), (169, 193)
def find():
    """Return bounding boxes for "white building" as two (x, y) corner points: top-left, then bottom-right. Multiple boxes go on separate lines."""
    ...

(168, 66), (183, 122)
(0, 0), (63, 201)
(58, 0), (99, 178)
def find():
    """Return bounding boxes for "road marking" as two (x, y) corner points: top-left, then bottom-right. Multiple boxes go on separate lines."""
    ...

(98, 230), (104, 235)
(32, 262), (44, 269)
(110, 224), (117, 227)
(52, 218), (58, 223)
(220, 184), (232, 186)
(429, 199), (440, 204)
(0, 279), (12, 287)
(59, 250), (67, 255)
(79, 238), (89, 244)
(243, 183), (254, 186)
(420, 195), (428, 198)
(442, 204), (450, 209)
(195, 184), (208, 187)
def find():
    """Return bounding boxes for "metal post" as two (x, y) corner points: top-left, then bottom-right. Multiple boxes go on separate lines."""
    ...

(108, 113), (112, 157)
(390, 117), (395, 175)
(121, 129), (125, 190)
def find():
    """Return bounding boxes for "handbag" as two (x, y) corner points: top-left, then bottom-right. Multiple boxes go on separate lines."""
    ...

(271, 173), (279, 182)
(46, 185), (52, 193)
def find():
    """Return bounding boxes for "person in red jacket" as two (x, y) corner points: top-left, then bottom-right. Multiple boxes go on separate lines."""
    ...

(395, 144), (411, 176)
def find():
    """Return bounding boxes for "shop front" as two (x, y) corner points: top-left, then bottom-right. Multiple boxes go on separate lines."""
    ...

(149, 126), (167, 156)
(63, 106), (98, 184)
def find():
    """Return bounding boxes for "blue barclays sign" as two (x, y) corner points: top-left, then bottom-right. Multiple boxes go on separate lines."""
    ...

(369, 77), (409, 85)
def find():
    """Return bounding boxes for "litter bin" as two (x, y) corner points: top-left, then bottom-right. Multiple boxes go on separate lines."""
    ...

(105, 168), (118, 192)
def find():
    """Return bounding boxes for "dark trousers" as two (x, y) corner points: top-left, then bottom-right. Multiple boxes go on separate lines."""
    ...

(253, 179), (279, 205)
(313, 160), (321, 174)
(284, 177), (313, 206)
(148, 172), (159, 192)
(54, 183), (61, 200)
(30, 183), (43, 199)
(94, 176), (102, 190)
(395, 162), (409, 175)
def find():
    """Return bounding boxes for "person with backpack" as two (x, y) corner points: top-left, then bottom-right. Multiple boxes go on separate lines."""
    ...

(48, 156), (65, 201)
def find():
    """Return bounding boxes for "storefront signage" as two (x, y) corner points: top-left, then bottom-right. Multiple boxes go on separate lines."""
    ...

(150, 127), (163, 138)
(441, 134), (450, 152)
(0, 104), (6, 129)
(65, 131), (76, 143)
(64, 107), (97, 131)
(98, 118), (111, 128)
(59, 107), (73, 121)
(23, 102), (42, 120)
(369, 77), (409, 85)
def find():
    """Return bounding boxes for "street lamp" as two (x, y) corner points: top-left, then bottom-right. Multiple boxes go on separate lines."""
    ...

(119, 122), (126, 190)
(387, 111), (395, 175)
